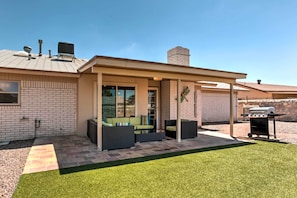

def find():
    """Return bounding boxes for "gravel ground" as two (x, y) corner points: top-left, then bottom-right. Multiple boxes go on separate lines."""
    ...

(0, 139), (34, 198)
(202, 121), (297, 144)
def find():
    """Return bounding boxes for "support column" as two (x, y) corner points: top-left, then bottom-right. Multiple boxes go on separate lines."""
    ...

(97, 73), (103, 150)
(177, 79), (181, 142)
(229, 83), (234, 137)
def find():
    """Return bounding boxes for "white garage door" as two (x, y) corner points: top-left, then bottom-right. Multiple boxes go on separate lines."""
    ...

(202, 92), (237, 123)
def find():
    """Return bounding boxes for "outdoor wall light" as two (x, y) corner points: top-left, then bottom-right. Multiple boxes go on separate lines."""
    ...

(153, 77), (162, 81)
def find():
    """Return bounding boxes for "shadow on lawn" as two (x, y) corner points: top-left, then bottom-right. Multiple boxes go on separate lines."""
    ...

(59, 141), (253, 175)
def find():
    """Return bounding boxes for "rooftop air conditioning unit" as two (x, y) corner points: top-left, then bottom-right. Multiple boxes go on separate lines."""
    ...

(58, 42), (75, 60)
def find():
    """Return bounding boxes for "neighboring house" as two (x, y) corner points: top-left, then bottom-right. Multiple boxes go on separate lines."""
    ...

(237, 80), (297, 100)
(0, 44), (246, 150)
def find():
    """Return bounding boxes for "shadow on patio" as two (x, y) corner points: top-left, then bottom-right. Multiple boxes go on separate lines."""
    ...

(23, 132), (252, 175)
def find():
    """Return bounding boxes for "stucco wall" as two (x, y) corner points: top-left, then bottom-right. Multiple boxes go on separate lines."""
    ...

(238, 99), (297, 121)
(0, 73), (77, 141)
(195, 87), (203, 127)
(161, 80), (170, 129)
(77, 74), (97, 136)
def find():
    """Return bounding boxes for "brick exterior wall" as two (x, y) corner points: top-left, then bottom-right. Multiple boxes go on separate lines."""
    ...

(169, 81), (196, 120)
(238, 99), (297, 122)
(161, 80), (201, 128)
(167, 46), (190, 66)
(0, 73), (77, 141)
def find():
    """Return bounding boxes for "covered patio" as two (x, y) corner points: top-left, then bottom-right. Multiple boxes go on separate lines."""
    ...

(77, 55), (247, 151)
(23, 131), (247, 174)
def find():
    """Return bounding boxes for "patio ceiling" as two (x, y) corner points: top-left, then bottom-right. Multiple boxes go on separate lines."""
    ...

(78, 55), (247, 83)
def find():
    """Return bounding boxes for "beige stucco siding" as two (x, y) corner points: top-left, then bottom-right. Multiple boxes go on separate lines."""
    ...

(195, 87), (203, 127)
(161, 80), (170, 129)
(77, 74), (97, 136)
(0, 73), (77, 141)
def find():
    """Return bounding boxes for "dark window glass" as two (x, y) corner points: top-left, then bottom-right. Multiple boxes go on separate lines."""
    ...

(0, 81), (19, 104)
(102, 86), (135, 119)
(102, 86), (116, 121)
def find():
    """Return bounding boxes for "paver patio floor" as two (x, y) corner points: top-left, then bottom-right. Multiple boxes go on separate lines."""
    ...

(23, 131), (246, 174)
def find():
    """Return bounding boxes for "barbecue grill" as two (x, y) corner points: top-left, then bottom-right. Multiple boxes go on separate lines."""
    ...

(242, 107), (284, 139)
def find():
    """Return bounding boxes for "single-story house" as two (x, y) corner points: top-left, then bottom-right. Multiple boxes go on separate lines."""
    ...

(0, 44), (246, 150)
(237, 80), (297, 100)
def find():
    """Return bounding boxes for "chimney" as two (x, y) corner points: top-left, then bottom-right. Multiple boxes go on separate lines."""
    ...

(38, 39), (43, 56)
(167, 46), (190, 66)
(257, 79), (261, 84)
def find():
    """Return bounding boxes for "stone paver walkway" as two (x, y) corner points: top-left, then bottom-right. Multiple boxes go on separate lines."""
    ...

(23, 132), (246, 174)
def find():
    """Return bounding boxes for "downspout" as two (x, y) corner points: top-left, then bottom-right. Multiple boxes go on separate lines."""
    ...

(34, 119), (41, 138)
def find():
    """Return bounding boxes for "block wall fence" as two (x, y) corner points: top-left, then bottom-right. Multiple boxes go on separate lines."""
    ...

(237, 99), (297, 122)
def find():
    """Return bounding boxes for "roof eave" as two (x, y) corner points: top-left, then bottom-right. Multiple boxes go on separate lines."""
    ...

(80, 55), (247, 80)
(0, 67), (80, 78)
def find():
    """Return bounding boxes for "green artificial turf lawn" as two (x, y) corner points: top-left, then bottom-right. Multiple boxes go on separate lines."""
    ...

(14, 141), (297, 198)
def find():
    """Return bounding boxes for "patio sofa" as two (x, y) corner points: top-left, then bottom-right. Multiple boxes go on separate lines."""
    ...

(87, 119), (135, 150)
(106, 116), (155, 131)
(165, 120), (198, 139)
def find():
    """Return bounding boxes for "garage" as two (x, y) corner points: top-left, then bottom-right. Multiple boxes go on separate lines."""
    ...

(202, 92), (238, 123)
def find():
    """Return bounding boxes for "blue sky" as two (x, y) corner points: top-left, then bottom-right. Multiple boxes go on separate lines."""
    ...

(1, 0), (297, 85)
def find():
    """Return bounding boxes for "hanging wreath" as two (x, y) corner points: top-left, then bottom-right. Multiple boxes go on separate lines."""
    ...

(176, 86), (190, 103)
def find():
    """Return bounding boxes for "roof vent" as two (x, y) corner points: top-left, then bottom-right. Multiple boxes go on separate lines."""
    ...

(38, 39), (43, 56)
(23, 46), (32, 54)
(58, 42), (75, 60)
(23, 46), (32, 60)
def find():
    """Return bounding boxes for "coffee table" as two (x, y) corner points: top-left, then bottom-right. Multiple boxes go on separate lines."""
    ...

(134, 130), (165, 143)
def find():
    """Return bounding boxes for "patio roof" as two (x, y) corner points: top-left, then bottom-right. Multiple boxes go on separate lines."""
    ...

(78, 55), (247, 83)
(200, 81), (249, 92)
(78, 55), (247, 150)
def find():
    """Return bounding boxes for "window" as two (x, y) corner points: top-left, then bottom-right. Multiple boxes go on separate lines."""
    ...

(0, 81), (19, 104)
(102, 86), (116, 120)
(102, 85), (135, 120)
(117, 86), (135, 117)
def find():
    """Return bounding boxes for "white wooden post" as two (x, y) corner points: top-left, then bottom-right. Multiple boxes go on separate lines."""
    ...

(229, 83), (234, 137)
(97, 73), (103, 150)
(177, 79), (181, 142)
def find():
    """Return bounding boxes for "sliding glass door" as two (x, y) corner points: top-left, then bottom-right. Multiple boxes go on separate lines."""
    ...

(117, 86), (135, 117)
(148, 88), (158, 128)
(101, 85), (135, 120)
(102, 86), (116, 121)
